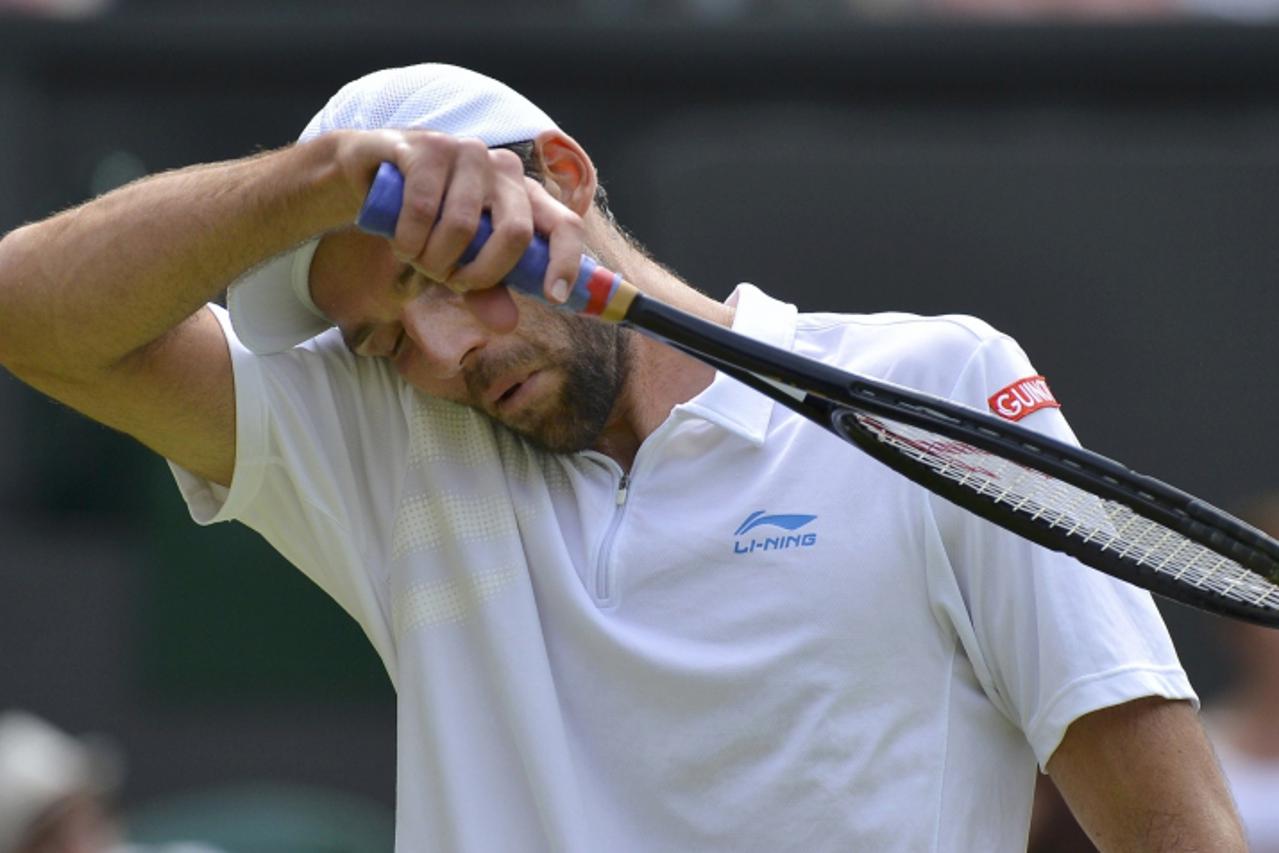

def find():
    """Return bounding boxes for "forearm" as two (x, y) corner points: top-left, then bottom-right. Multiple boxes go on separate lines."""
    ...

(0, 134), (358, 379)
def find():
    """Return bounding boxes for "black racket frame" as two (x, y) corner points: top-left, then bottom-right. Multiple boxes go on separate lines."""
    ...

(626, 293), (1279, 627)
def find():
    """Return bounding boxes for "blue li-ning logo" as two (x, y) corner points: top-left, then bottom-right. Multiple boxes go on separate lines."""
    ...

(733, 510), (818, 555)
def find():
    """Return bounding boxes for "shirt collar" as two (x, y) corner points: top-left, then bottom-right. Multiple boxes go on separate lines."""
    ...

(676, 283), (798, 447)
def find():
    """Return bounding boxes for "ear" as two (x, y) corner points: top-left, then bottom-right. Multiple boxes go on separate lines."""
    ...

(533, 129), (598, 217)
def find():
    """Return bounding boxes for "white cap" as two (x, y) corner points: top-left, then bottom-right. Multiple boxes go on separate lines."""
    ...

(0, 712), (121, 853)
(227, 63), (559, 354)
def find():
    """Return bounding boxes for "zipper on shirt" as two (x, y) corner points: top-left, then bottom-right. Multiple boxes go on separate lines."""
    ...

(593, 471), (631, 603)
(587, 410), (681, 605)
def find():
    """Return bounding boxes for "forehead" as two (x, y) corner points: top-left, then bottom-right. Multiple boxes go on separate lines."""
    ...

(308, 227), (403, 324)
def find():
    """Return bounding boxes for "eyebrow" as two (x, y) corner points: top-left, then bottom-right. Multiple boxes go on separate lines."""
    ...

(395, 262), (416, 289)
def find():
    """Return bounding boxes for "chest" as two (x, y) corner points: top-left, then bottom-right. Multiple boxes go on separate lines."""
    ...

(537, 416), (939, 653)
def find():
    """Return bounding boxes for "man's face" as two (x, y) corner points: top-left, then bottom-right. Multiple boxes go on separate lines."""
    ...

(450, 300), (629, 453)
(310, 229), (629, 454)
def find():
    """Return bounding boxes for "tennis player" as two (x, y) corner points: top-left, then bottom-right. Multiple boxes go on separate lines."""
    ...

(0, 63), (1244, 851)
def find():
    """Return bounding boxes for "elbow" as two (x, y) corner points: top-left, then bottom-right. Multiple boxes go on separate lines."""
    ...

(0, 225), (26, 369)
(0, 223), (55, 375)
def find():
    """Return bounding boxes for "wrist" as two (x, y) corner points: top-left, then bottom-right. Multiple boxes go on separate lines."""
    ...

(287, 131), (371, 234)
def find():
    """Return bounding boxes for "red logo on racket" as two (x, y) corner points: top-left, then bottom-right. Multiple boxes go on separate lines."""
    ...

(988, 375), (1059, 422)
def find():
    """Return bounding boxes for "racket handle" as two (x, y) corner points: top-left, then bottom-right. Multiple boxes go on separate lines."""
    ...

(356, 161), (633, 319)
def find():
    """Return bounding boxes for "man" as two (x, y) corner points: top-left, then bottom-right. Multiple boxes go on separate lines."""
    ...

(0, 63), (1244, 851)
(0, 711), (122, 853)
(0, 711), (220, 853)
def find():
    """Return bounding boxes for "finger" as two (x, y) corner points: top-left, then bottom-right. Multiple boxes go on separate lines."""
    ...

(390, 135), (452, 265)
(462, 285), (520, 333)
(417, 137), (491, 283)
(446, 149), (535, 293)
(527, 179), (586, 305)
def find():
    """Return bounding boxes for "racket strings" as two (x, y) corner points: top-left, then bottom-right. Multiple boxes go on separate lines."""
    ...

(855, 413), (1279, 610)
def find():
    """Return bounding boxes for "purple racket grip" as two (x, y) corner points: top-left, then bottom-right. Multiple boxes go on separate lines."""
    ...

(355, 161), (603, 313)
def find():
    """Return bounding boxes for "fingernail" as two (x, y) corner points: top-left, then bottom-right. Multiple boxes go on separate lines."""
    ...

(551, 279), (569, 303)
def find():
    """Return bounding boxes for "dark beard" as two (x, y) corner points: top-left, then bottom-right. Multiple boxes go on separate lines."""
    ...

(464, 312), (630, 454)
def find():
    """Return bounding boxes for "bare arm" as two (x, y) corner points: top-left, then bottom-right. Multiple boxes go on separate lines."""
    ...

(0, 137), (363, 485)
(0, 129), (584, 486)
(1047, 697), (1244, 852)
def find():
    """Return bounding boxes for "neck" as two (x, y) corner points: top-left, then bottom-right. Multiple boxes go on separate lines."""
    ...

(586, 216), (734, 470)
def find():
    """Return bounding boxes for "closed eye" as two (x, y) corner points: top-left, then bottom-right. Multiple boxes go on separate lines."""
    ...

(344, 324), (376, 356)
(395, 264), (425, 298)
(390, 328), (409, 359)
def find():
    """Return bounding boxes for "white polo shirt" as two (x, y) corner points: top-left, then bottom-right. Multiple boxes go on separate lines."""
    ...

(174, 284), (1194, 852)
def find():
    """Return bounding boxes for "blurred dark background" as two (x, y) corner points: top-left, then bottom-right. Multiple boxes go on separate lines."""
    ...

(1, 0), (1278, 842)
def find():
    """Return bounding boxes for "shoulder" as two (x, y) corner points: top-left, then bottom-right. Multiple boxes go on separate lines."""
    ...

(275, 326), (400, 392)
(797, 309), (1008, 358)
(215, 304), (407, 409)
(795, 309), (1017, 396)
(213, 304), (425, 466)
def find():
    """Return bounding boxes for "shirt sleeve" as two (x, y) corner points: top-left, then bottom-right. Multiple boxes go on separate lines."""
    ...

(923, 329), (1197, 769)
(168, 304), (407, 672)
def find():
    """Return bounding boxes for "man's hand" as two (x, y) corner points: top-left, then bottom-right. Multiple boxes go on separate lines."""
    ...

(330, 129), (587, 332)
(1047, 697), (1244, 851)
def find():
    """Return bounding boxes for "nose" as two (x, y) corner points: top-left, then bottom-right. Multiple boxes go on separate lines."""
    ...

(401, 292), (487, 379)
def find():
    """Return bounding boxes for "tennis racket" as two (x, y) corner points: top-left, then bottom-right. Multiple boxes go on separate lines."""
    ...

(358, 162), (1279, 627)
